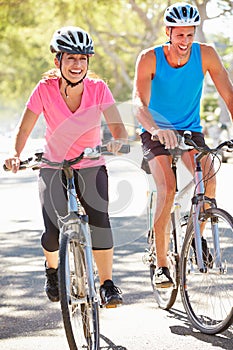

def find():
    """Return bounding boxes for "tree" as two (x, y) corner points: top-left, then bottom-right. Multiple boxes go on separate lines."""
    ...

(0, 0), (232, 128)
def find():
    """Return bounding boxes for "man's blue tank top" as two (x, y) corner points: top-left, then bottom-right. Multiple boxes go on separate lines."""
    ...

(144, 42), (204, 132)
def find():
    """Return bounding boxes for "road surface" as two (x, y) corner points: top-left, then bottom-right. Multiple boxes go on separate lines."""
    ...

(0, 140), (232, 349)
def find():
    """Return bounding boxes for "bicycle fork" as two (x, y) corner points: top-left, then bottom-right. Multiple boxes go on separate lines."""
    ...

(210, 216), (223, 270)
(81, 220), (99, 304)
(191, 155), (222, 273)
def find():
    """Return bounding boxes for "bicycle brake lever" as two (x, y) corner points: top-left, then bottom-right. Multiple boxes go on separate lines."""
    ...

(226, 140), (233, 149)
(179, 132), (193, 150)
(84, 147), (101, 159)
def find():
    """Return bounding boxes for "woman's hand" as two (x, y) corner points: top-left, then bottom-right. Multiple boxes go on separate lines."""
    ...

(106, 139), (124, 154)
(4, 157), (21, 173)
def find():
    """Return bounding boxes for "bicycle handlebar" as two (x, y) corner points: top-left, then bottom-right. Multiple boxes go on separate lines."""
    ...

(183, 131), (233, 154)
(3, 144), (130, 172)
(151, 129), (233, 157)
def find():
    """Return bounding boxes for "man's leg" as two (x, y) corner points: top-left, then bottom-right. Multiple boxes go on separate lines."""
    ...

(182, 150), (216, 206)
(148, 155), (176, 267)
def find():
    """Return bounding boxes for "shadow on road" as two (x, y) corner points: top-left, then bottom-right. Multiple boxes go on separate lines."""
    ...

(100, 334), (127, 349)
(0, 228), (63, 339)
(168, 308), (233, 350)
(1, 215), (232, 349)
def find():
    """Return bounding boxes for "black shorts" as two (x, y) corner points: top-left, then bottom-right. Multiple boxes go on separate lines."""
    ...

(141, 130), (206, 161)
(38, 165), (113, 251)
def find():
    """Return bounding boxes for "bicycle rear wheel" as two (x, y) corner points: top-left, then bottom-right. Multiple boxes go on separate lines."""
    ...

(149, 212), (180, 310)
(59, 230), (99, 350)
(180, 208), (233, 334)
(149, 244), (179, 310)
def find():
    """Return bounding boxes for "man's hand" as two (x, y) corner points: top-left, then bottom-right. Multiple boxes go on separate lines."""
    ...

(151, 129), (178, 149)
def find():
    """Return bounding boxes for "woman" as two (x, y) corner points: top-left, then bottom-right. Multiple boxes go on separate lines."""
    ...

(5, 26), (128, 307)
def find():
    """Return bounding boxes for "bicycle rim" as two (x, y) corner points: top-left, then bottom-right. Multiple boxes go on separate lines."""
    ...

(180, 208), (233, 334)
(149, 230), (179, 310)
(59, 231), (100, 349)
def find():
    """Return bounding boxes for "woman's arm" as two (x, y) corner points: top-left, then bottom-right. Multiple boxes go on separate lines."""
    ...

(5, 108), (39, 172)
(103, 104), (128, 153)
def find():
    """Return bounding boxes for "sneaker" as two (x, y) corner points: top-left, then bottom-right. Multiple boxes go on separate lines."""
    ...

(191, 237), (213, 268)
(153, 267), (174, 288)
(45, 266), (59, 302)
(99, 279), (123, 308)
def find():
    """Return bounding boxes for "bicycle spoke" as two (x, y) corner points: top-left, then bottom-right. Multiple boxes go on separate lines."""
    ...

(181, 208), (233, 334)
(59, 232), (99, 349)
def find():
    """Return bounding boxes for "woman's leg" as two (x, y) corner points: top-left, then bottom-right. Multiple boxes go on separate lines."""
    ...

(38, 168), (67, 301)
(93, 248), (113, 285)
(75, 166), (122, 306)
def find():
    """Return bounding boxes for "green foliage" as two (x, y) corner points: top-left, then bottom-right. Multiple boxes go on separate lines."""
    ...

(201, 95), (219, 121)
(0, 0), (232, 129)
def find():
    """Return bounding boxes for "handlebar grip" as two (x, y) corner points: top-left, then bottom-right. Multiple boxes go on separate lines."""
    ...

(3, 163), (28, 171)
(3, 164), (10, 172)
(101, 144), (130, 154)
(3, 157), (32, 171)
(118, 144), (130, 153)
(227, 140), (233, 149)
(183, 130), (192, 139)
(183, 130), (193, 146)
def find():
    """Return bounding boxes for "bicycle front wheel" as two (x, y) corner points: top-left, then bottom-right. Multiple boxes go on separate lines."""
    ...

(59, 230), (99, 350)
(180, 208), (233, 334)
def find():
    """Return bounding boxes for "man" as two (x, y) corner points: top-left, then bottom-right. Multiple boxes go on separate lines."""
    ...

(133, 2), (233, 287)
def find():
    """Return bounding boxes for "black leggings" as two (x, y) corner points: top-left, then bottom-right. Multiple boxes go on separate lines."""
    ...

(38, 165), (113, 251)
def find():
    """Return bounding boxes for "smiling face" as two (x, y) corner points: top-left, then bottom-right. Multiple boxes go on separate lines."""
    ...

(167, 26), (195, 61)
(55, 53), (88, 83)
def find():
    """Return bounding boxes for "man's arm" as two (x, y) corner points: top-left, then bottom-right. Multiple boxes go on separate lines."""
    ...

(202, 44), (233, 119)
(133, 48), (178, 148)
(133, 48), (156, 131)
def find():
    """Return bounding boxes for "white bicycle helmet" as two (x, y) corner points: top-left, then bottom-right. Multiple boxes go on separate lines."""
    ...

(50, 26), (94, 55)
(164, 2), (200, 27)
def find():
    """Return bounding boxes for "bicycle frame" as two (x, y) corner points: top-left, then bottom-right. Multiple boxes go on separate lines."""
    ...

(190, 152), (222, 273)
(153, 149), (222, 273)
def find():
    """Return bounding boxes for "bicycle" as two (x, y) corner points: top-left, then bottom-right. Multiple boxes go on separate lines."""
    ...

(3, 144), (130, 350)
(143, 131), (233, 335)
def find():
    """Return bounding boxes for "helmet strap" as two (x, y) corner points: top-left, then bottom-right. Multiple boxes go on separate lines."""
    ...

(63, 73), (87, 98)
(168, 27), (173, 44)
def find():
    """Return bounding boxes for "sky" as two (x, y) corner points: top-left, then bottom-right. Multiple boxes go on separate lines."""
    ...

(204, 0), (233, 41)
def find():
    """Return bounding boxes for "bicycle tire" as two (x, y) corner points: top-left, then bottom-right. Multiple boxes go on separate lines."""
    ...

(180, 207), (233, 334)
(59, 229), (100, 350)
(149, 211), (180, 310)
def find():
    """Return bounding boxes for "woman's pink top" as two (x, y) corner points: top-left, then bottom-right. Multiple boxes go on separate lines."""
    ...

(26, 77), (115, 168)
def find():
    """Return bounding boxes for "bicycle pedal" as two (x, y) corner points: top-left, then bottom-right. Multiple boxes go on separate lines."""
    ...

(142, 252), (152, 265)
(105, 304), (117, 309)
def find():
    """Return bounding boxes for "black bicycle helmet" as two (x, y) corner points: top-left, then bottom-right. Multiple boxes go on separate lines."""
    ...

(50, 26), (94, 55)
(164, 2), (201, 27)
